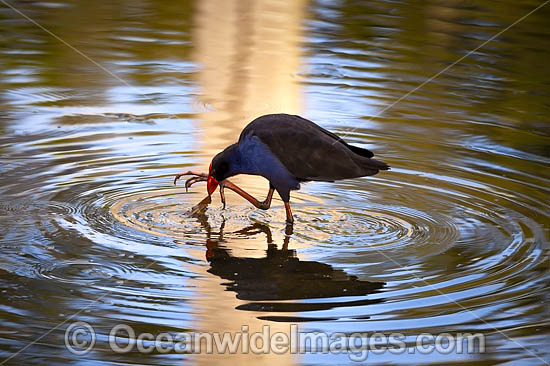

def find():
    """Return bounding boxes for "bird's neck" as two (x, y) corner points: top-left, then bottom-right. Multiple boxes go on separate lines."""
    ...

(220, 138), (271, 177)
(229, 136), (299, 192)
(226, 141), (259, 176)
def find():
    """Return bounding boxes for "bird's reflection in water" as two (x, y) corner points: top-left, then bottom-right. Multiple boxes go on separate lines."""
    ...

(192, 209), (385, 322)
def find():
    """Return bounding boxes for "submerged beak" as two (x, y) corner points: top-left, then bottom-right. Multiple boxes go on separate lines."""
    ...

(207, 175), (219, 196)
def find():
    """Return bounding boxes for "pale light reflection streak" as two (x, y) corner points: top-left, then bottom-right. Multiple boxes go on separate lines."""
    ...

(185, 0), (306, 364)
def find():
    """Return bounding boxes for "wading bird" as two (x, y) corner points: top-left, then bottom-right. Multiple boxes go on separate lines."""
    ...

(175, 114), (389, 225)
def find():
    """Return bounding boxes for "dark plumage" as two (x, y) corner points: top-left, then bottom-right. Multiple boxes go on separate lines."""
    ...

(239, 113), (389, 181)
(205, 113), (389, 224)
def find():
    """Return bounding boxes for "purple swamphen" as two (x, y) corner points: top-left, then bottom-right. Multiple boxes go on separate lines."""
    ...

(175, 114), (389, 224)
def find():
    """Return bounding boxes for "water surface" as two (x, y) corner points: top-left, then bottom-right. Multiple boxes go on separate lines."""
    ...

(1, 0), (549, 365)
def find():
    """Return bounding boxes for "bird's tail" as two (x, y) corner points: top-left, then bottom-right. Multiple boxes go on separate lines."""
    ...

(347, 143), (375, 158)
(347, 143), (390, 171)
(360, 157), (390, 173)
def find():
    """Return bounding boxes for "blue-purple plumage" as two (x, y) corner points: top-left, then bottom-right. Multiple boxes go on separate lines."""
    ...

(209, 113), (389, 202)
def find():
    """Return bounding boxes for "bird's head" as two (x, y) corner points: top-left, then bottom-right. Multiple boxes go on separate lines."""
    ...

(207, 147), (233, 196)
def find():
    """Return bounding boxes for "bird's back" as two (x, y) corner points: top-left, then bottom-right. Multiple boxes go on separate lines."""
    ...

(239, 114), (389, 182)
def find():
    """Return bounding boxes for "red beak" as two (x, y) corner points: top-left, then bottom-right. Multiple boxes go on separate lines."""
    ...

(207, 175), (219, 196)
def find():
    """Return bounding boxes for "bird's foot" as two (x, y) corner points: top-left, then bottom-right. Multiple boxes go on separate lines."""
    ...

(285, 223), (293, 235)
(174, 171), (208, 192)
(175, 171), (227, 209)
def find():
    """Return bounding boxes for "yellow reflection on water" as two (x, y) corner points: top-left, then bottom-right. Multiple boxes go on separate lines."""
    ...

(188, 0), (306, 364)
(193, 0), (305, 154)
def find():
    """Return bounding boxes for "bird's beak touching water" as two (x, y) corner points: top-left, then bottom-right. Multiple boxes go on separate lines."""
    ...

(207, 174), (218, 196)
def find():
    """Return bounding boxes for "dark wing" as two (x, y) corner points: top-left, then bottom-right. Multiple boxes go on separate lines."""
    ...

(239, 114), (389, 181)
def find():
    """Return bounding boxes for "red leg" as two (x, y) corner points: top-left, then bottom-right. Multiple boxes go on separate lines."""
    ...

(175, 172), (287, 219)
(221, 180), (274, 210)
(284, 202), (294, 225)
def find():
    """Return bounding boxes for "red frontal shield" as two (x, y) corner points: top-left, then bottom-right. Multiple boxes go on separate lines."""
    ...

(207, 175), (218, 196)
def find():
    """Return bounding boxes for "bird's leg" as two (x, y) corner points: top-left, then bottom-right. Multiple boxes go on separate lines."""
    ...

(219, 183), (226, 209)
(220, 180), (292, 224)
(284, 202), (294, 225)
(176, 172), (275, 212)
(220, 180), (274, 210)
(260, 187), (275, 210)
